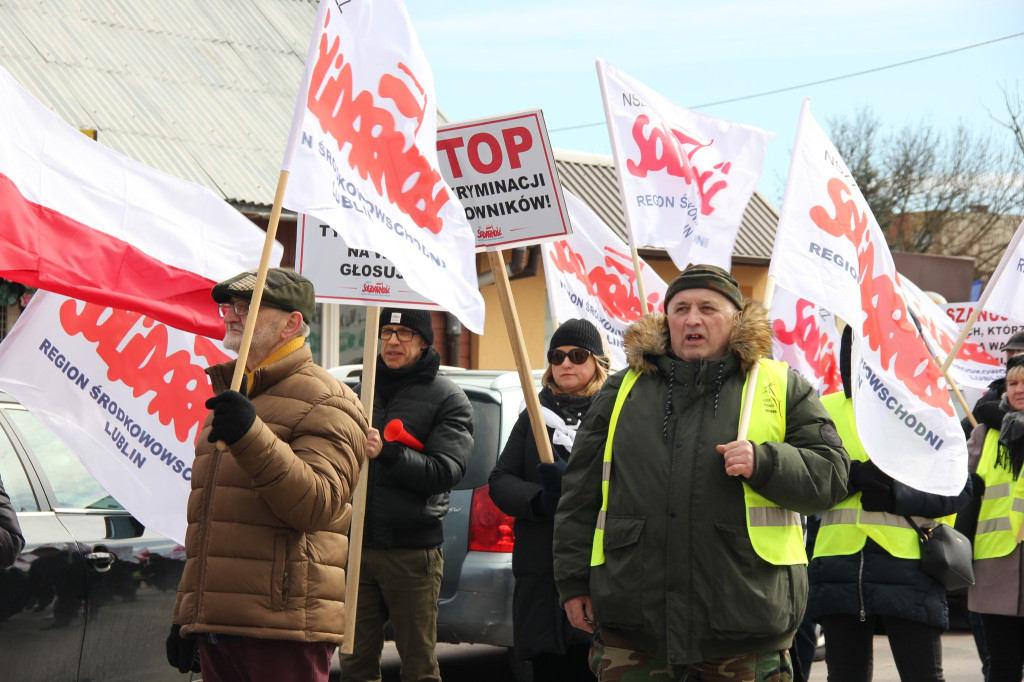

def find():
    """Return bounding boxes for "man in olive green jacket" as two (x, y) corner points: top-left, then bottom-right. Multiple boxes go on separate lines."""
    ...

(553, 265), (849, 682)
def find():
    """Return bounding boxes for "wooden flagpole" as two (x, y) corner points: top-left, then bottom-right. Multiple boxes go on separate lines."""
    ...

(225, 170), (290, 393)
(487, 251), (556, 464)
(341, 306), (380, 654)
(596, 58), (649, 316)
(942, 219), (1024, 373)
(737, 275), (776, 440)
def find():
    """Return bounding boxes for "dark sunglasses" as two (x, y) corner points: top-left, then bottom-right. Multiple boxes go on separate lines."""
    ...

(547, 348), (592, 365)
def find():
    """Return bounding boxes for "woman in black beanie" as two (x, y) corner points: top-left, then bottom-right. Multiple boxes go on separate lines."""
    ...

(488, 319), (608, 681)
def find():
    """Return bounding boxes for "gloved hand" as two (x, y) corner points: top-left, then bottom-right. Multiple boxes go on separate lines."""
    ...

(165, 624), (201, 674)
(535, 459), (568, 518)
(851, 460), (893, 512)
(205, 377), (255, 445)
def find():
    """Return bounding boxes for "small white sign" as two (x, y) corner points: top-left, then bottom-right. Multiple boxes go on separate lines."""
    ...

(436, 109), (571, 251)
(295, 215), (440, 309)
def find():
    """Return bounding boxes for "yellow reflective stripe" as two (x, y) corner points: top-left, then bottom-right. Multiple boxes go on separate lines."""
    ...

(591, 369), (641, 567)
(859, 511), (915, 530)
(749, 507), (801, 528)
(977, 517), (1012, 534)
(821, 508), (859, 526)
(985, 483), (1011, 499)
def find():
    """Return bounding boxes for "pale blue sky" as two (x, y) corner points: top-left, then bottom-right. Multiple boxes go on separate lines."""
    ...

(407, 1), (1024, 207)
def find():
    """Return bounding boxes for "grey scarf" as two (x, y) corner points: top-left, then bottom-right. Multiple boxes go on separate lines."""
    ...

(997, 394), (1024, 480)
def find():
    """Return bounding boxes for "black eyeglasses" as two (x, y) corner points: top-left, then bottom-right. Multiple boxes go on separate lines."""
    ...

(217, 300), (284, 318)
(547, 348), (592, 365)
(380, 327), (421, 342)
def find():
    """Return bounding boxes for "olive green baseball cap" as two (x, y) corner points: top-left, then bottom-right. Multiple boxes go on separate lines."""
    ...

(211, 268), (315, 321)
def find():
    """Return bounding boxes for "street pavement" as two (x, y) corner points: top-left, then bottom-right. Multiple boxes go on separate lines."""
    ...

(332, 631), (984, 681)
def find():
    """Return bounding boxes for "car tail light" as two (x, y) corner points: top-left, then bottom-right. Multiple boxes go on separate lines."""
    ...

(468, 485), (515, 552)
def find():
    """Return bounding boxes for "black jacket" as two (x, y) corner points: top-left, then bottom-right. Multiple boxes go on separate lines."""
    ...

(361, 349), (474, 549)
(0, 475), (25, 569)
(488, 386), (592, 659)
(807, 472), (972, 630)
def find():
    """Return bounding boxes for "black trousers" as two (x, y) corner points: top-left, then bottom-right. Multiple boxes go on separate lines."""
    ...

(980, 613), (1024, 682)
(820, 613), (944, 682)
(531, 642), (594, 682)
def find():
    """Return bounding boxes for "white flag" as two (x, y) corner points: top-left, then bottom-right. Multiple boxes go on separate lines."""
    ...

(771, 100), (966, 495)
(977, 217), (1024, 325)
(899, 275), (1003, 391)
(0, 293), (230, 544)
(597, 60), (702, 253)
(282, 0), (484, 333)
(541, 191), (668, 370)
(769, 285), (843, 395)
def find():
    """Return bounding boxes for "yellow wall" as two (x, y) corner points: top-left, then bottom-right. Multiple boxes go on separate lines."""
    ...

(473, 253), (550, 371)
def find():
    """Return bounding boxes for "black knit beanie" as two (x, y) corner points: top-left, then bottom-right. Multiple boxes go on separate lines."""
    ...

(380, 308), (434, 345)
(549, 318), (603, 356)
(664, 264), (743, 310)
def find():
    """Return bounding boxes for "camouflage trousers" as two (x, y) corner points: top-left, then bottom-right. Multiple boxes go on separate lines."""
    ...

(589, 634), (793, 682)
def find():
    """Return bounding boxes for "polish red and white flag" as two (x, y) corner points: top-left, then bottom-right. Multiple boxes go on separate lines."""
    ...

(770, 99), (966, 495)
(0, 67), (280, 338)
(283, 0), (485, 333)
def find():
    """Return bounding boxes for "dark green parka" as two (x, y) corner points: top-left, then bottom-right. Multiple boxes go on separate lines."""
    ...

(553, 302), (850, 666)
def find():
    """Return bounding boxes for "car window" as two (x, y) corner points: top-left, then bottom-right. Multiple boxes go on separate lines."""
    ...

(0, 422), (40, 512)
(457, 393), (500, 490)
(3, 407), (124, 511)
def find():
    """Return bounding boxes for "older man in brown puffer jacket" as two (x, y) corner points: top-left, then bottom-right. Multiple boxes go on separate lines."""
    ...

(168, 268), (367, 682)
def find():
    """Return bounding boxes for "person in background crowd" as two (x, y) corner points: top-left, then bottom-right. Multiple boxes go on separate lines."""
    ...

(553, 264), (850, 682)
(808, 325), (971, 682)
(963, 330), (1024, 438)
(168, 268), (367, 682)
(966, 353), (1024, 682)
(0, 474), (25, 568)
(342, 308), (474, 682)
(960, 329), (1024, 678)
(489, 318), (608, 682)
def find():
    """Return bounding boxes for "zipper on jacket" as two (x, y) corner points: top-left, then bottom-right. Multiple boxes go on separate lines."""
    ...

(857, 549), (866, 622)
(194, 447), (225, 623)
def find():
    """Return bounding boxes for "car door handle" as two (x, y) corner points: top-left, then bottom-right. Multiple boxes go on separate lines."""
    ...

(86, 550), (116, 573)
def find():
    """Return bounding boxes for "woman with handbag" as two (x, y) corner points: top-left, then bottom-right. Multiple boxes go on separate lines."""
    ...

(967, 353), (1024, 682)
(807, 326), (972, 682)
(488, 319), (608, 681)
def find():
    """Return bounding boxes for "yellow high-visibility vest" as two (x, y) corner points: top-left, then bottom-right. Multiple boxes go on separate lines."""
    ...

(591, 358), (806, 566)
(813, 393), (928, 559)
(974, 427), (1024, 560)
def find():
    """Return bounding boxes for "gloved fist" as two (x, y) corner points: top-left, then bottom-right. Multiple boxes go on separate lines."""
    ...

(205, 384), (256, 445)
(851, 460), (894, 512)
(534, 459), (568, 518)
(165, 624), (201, 674)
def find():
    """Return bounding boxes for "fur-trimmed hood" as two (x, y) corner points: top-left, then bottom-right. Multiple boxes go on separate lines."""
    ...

(624, 299), (773, 375)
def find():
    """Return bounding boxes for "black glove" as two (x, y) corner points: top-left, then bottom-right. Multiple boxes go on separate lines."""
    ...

(205, 380), (256, 445)
(535, 459), (568, 518)
(165, 624), (200, 674)
(850, 460), (893, 512)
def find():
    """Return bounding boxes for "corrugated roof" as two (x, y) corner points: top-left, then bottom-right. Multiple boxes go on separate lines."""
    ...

(553, 148), (780, 262)
(0, 0), (316, 203)
(0, 0), (778, 261)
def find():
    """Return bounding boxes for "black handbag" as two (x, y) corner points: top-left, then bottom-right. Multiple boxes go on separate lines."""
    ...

(905, 516), (975, 591)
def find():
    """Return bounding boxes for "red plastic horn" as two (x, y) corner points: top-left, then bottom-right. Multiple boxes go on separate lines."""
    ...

(383, 419), (424, 451)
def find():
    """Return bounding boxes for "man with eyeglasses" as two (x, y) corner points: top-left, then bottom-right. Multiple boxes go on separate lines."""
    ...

(341, 307), (474, 682)
(553, 264), (849, 682)
(168, 267), (368, 682)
